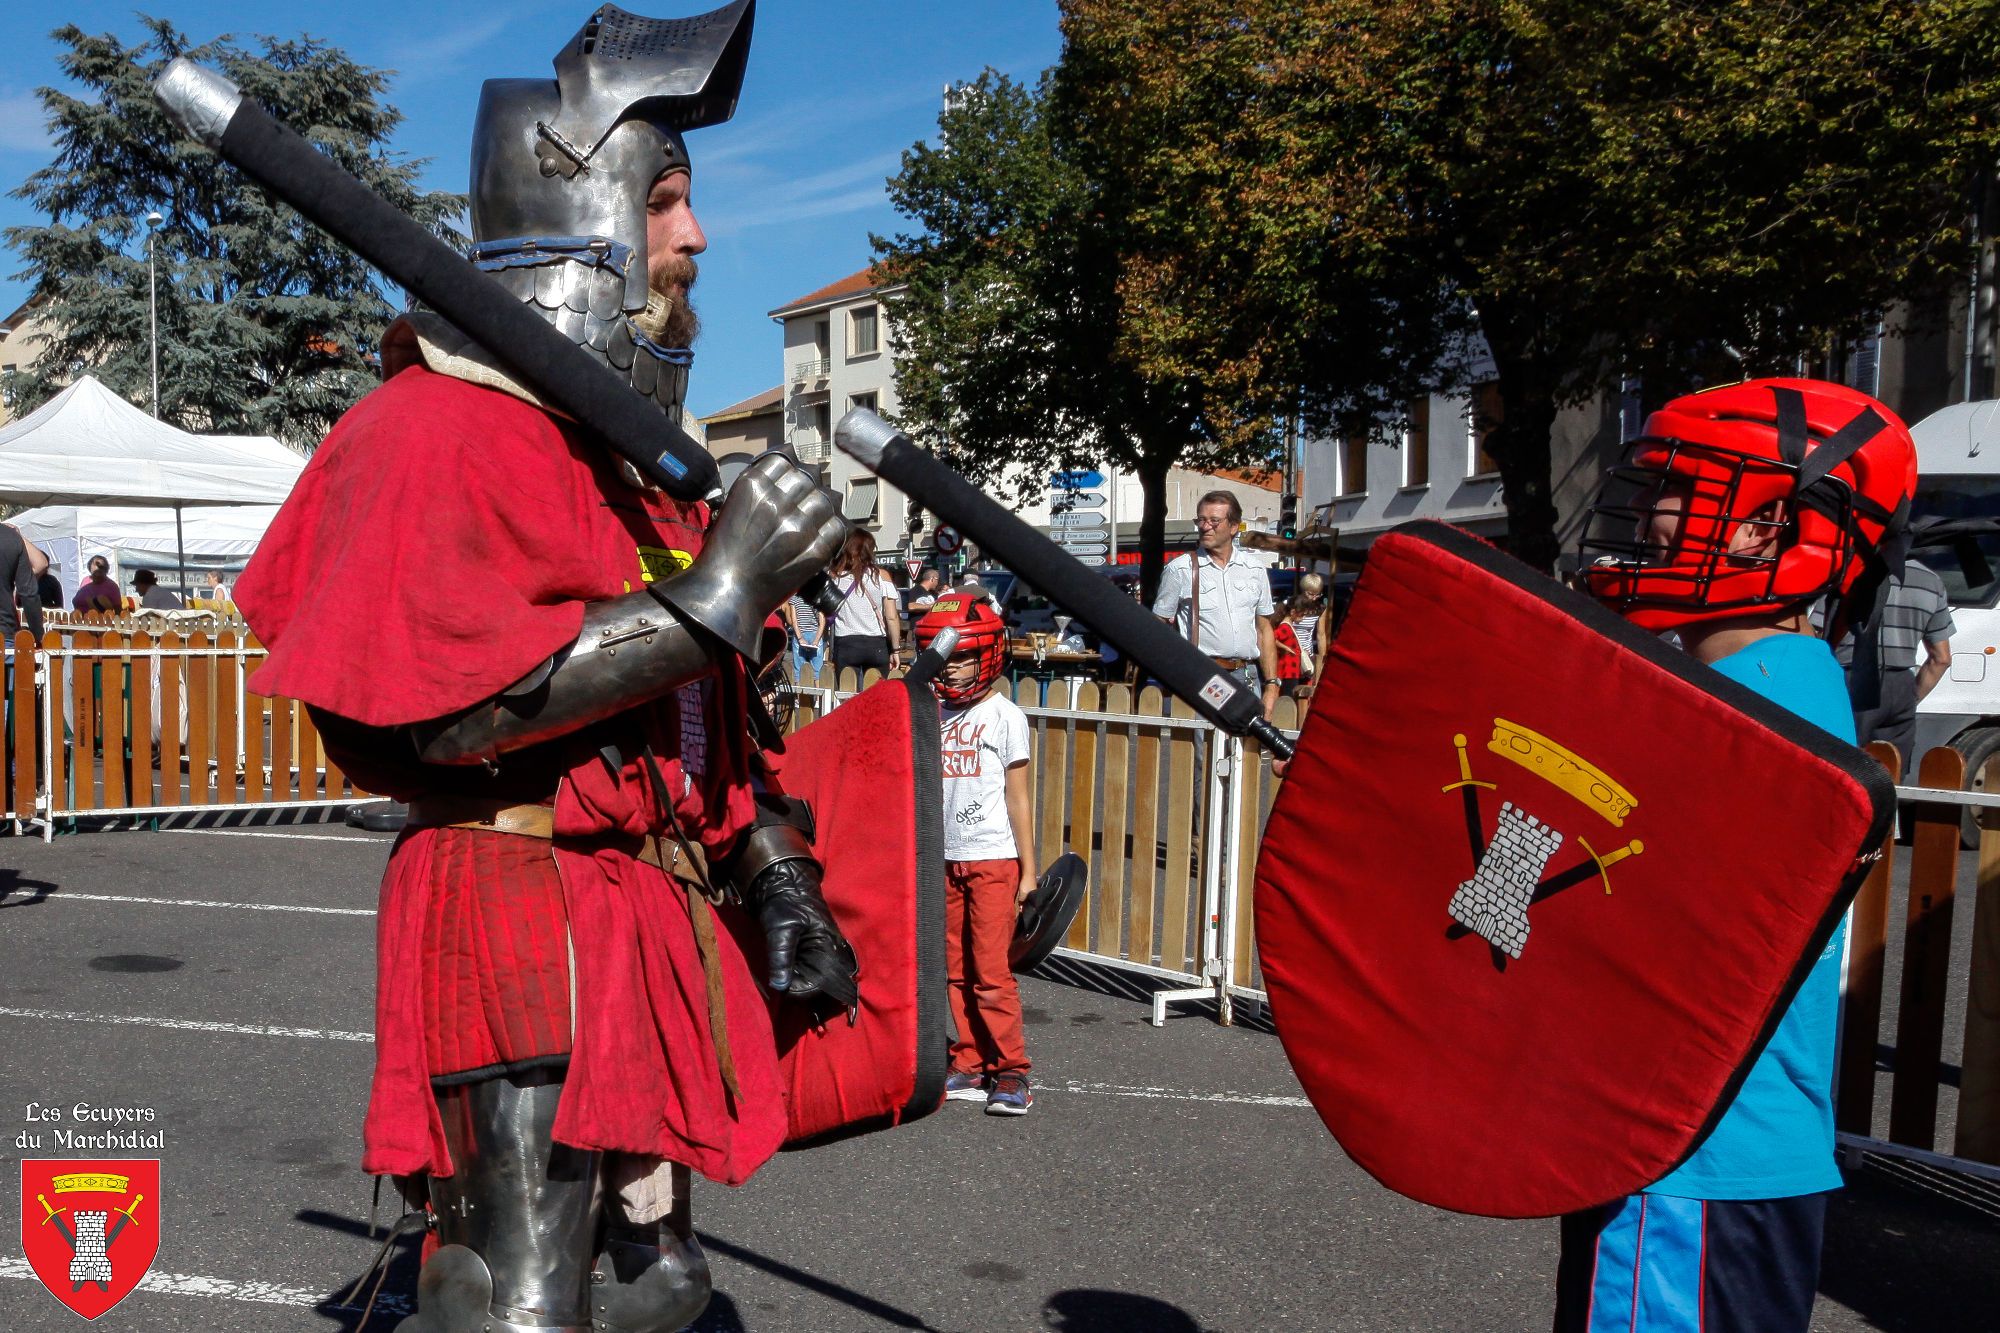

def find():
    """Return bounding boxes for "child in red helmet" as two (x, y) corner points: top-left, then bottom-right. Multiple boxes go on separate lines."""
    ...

(1560, 379), (1917, 1333)
(914, 595), (1038, 1115)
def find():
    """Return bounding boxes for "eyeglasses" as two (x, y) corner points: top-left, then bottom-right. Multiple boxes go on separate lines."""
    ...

(1195, 516), (1233, 528)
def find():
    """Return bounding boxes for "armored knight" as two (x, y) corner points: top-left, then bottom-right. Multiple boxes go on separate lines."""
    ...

(233, 4), (860, 1330)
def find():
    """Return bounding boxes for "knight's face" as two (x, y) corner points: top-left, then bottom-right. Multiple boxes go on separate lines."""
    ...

(646, 170), (704, 299)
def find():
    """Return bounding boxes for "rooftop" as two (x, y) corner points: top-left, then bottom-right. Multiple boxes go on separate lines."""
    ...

(699, 384), (785, 424)
(768, 265), (896, 319)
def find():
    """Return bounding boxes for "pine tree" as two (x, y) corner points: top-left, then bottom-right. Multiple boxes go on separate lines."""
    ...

(5, 17), (463, 447)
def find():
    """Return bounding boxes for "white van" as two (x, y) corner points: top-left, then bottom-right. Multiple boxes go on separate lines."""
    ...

(1908, 400), (2000, 835)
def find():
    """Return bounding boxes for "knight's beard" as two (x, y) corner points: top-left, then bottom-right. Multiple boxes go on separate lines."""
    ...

(636, 258), (700, 348)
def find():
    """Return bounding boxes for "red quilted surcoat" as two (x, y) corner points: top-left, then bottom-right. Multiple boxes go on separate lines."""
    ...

(235, 364), (785, 1187)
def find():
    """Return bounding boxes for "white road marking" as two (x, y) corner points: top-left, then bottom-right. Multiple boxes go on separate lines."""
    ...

(0, 1007), (373, 1044)
(1041, 1079), (1310, 1108)
(0, 1254), (411, 1317)
(162, 828), (387, 842)
(0, 1007), (1310, 1108)
(4, 891), (374, 917)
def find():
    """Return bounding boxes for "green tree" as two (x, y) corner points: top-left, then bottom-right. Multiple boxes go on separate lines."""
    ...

(1059, 0), (2000, 570)
(877, 70), (1424, 598)
(5, 17), (462, 447)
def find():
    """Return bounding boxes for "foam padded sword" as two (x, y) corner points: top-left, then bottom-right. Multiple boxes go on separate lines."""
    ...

(151, 58), (721, 502)
(834, 409), (1295, 759)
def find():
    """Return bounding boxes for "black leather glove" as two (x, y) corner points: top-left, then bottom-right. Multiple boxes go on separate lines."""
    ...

(744, 858), (860, 1018)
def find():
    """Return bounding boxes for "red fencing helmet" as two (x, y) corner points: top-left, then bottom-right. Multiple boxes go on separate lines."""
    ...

(915, 595), (1009, 704)
(1580, 378), (1916, 630)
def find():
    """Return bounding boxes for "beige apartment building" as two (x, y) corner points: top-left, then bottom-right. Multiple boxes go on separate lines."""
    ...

(696, 385), (785, 489)
(767, 267), (913, 545)
(0, 296), (54, 427)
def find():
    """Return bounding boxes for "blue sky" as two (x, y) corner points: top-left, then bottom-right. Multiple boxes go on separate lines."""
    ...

(0, 1), (1062, 418)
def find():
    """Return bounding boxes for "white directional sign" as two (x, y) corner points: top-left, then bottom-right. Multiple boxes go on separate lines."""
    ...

(1057, 541), (1109, 556)
(1050, 512), (1108, 530)
(1062, 491), (1108, 508)
(1069, 553), (1108, 567)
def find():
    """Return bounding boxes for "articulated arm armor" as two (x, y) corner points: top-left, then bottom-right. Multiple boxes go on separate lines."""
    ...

(411, 591), (713, 766)
(409, 449), (847, 767)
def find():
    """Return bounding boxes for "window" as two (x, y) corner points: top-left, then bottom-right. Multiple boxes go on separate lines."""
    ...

(1469, 382), (1502, 477)
(1619, 377), (1645, 442)
(1845, 325), (1882, 397)
(812, 401), (831, 443)
(843, 478), (880, 524)
(1403, 398), (1430, 488)
(813, 319), (830, 358)
(849, 305), (880, 357)
(1338, 431), (1368, 497)
(850, 391), (878, 415)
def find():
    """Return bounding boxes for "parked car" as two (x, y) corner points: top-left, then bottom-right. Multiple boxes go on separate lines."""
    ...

(1907, 399), (2000, 842)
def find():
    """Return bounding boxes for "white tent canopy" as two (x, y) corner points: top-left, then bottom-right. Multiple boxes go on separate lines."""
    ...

(0, 374), (303, 507)
(11, 504), (282, 607)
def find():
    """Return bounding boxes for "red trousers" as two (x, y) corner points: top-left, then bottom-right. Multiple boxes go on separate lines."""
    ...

(945, 858), (1031, 1075)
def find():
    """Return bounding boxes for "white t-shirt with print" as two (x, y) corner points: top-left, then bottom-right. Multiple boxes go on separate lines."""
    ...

(940, 691), (1031, 861)
(830, 569), (893, 637)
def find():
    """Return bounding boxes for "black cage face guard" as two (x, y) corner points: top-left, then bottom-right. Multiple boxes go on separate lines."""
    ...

(1578, 437), (1860, 617)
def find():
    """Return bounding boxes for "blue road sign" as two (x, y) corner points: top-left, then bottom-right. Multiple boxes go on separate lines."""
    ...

(1050, 469), (1105, 489)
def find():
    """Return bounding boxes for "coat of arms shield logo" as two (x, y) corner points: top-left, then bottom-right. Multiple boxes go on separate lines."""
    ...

(19, 1159), (161, 1320)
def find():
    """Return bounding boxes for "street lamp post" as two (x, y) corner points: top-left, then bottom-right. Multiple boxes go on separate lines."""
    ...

(145, 210), (163, 418)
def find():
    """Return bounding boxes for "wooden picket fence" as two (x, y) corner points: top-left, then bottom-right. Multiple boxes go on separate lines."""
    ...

(45, 602), (243, 630)
(3, 628), (373, 834)
(1837, 740), (2000, 1178)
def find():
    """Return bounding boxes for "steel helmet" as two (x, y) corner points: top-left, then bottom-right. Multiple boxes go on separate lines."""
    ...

(915, 595), (1009, 704)
(1579, 378), (1916, 630)
(467, 1), (754, 419)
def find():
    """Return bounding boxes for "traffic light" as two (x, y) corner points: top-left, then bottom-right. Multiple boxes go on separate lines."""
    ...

(907, 507), (926, 535)
(1279, 492), (1299, 540)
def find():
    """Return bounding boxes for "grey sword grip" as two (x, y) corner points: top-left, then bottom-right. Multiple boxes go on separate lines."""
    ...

(155, 58), (242, 148)
(903, 625), (959, 690)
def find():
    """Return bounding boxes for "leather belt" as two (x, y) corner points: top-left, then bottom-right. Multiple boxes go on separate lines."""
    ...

(404, 794), (738, 1100)
(1211, 656), (1248, 670)
(407, 797), (688, 873)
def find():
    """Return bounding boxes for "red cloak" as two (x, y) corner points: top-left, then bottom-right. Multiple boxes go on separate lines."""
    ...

(236, 364), (784, 1186)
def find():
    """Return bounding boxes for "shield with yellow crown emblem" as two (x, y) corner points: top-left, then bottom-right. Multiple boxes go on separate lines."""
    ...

(20, 1158), (161, 1320)
(1254, 522), (1893, 1218)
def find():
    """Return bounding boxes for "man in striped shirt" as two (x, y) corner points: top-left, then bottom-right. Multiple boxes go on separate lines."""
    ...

(1829, 558), (1955, 767)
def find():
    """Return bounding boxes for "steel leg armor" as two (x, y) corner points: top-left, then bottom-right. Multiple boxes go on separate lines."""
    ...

(394, 1073), (710, 1333)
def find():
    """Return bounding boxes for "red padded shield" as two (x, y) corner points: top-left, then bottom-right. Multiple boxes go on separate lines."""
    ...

(761, 678), (947, 1145)
(1256, 522), (1891, 1218)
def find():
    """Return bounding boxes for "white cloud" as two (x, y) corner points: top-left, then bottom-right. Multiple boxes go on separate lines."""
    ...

(699, 75), (941, 170)
(701, 150), (900, 237)
(0, 91), (52, 157)
(375, 8), (521, 80)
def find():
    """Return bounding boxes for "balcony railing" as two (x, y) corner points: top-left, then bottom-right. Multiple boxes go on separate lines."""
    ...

(791, 357), (831, 382)
(795, 435), (832, 463)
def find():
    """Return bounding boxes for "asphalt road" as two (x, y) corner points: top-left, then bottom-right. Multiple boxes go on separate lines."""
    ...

(0, 818), (1993, 1332)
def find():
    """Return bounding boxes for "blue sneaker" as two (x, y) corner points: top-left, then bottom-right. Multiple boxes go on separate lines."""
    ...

(944, 1070), (988, 1102)
(984, 1071), (1033, 1116)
